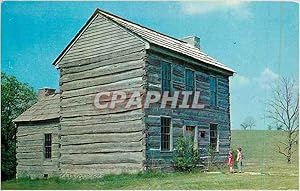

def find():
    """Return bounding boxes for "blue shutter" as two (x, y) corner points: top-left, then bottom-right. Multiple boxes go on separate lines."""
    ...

(209, 76), (217, 106)
(185, 69), (194, 91)
(161, 62), (171, 93)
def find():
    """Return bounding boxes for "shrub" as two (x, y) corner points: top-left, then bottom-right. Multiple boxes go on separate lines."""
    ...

(207, 145), (217, 171)
(173, 137), (199, 171)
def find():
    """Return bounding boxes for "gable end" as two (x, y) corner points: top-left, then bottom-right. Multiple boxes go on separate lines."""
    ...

(53, 10), (149, 67)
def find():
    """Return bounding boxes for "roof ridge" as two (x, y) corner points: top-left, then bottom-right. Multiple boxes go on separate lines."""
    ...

(96, 8), (190, 46)
(96, 8), (219, 57)
(96, 8), (232, 71)
(53, 8), (234, 73)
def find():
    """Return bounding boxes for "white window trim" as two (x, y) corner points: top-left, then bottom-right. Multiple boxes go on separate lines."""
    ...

(209, 123), (219, 152)
(217, 133), (220, 152)
(183, 125), (199, 151)
(194, 126), (199, 151)
(160, 115), (173, 152)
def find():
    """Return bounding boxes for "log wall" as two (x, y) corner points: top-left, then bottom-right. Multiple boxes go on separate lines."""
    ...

(16, 121), (60, 179)
(58, 14), (147, 178)
(144, 50), (231, 169)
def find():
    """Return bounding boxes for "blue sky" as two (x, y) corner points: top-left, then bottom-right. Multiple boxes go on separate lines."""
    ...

(2, 1), (299, 129)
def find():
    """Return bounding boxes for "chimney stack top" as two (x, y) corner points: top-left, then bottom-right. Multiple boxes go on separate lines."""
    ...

(181, 36), (200, 50)
(38, 88), (56, 100)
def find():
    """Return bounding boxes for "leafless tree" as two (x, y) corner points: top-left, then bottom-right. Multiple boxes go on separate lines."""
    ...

(240, 116), (256, 130)
(267, 77), (299, 164)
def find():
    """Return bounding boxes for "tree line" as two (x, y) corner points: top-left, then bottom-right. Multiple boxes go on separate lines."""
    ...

(1, 73), (37, 180)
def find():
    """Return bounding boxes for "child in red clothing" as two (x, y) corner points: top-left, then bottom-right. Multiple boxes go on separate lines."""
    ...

(227, 150), (234, 173)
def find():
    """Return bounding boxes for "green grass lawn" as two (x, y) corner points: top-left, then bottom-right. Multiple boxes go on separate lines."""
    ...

(2, 130), (299, 190)
(231, 130), (299, 175)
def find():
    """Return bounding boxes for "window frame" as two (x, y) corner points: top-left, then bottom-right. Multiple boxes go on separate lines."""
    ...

(200, 131), (206, 138)
(185, 68), (195, 91)
(209, 123), (219, 152)
(183, 125), (199, 151)
(160, 116), (173, 152)
(161, 62), (172, 95)
(44, 133), (52, 159)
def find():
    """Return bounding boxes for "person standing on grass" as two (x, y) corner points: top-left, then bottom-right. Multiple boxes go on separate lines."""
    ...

(236, 147), (243, 173)
(227, 150), (234, 173)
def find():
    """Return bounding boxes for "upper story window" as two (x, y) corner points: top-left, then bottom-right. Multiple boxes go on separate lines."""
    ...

(209, 76), (217, 106)
(44, 134), (52, 159)
(161, 117), (172, 151)
(161, 62), (171, 93)
(185, 69), (195, 91)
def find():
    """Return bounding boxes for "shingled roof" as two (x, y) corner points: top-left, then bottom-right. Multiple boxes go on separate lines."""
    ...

(98, 10), (234, 73)
(13, 94), (60, 123)
(53, 8), (234, 74)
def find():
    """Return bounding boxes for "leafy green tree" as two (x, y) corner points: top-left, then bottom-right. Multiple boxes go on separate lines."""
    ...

(1, 73), (37, 180)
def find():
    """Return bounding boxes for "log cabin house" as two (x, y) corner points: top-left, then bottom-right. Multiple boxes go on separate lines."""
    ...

(14, 8), (234, 178)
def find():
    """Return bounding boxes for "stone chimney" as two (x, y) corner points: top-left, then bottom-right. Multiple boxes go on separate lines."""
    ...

(38, 88), (56, 100)
(181, 36), (200, 50)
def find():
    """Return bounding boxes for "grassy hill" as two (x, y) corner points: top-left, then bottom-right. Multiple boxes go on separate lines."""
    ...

(2, 130), (299, 190)
(231, 130), (299, 175)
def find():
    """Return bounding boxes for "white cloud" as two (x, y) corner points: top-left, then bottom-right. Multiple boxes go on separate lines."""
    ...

(180, 1), (252, 19)
(257, 68), (279, 89)
(230, 68), (279, 89)
(230, 74), (250, 87)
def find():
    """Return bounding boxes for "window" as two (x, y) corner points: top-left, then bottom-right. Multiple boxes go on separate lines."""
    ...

(200, 131), (205, 138)
(209, 76), (217, 106)
(185, 69), (195, 105)
(161, 117), (172, 151)
(185, 126), (195, 139)
(185, 126), (198, 150)
(209, 124), (219, 152)
(44, 134), (52, 159)
(161, 62), (171, 93)
(185, 69), (194, 91)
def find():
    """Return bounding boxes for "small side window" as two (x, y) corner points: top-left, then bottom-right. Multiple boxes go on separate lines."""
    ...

(200, 131), (205, 138)
(44, 134), (52, 159)
(161, 117), (172, 151)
